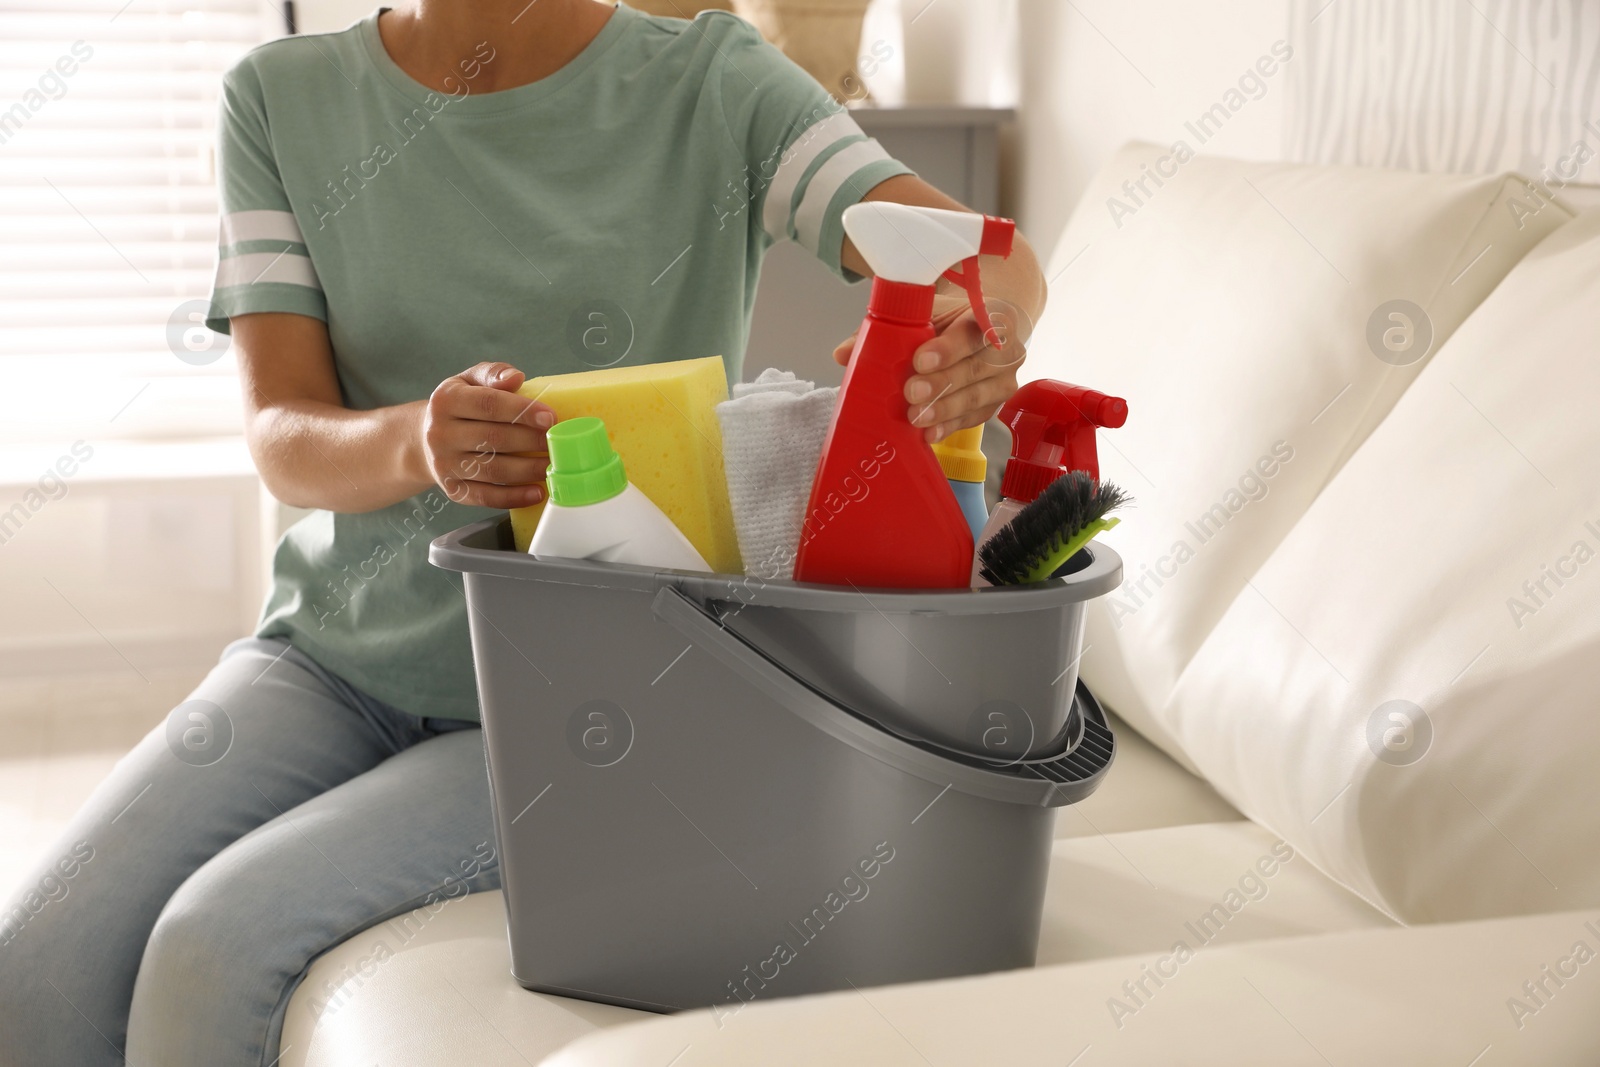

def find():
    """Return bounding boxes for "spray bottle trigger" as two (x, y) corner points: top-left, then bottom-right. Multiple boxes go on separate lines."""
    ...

(941, 255), (1005, 349)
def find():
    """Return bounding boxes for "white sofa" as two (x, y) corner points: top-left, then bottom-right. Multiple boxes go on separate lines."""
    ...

(280, 717), (1600, 1065)
(280, 150), (1600, 1065)
(280, 714), (1403, 1065)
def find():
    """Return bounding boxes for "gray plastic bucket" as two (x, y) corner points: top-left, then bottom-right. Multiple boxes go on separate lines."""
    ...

(431, 518), (1120, 1013)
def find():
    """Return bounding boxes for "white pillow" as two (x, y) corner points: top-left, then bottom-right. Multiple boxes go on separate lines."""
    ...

(1023, 142), (1571, 762)
(1163, 208), (1600, 921)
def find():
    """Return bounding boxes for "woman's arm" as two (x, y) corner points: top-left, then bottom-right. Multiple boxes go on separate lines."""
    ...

(232, 312), (551, 513)
(838, 174), (1048, 443)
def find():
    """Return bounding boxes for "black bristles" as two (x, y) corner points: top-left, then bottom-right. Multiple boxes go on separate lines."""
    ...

(979, 472), (1130, 585)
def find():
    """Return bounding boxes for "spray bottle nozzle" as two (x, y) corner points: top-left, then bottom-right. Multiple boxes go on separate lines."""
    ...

(843, 203), (1017, 345)
(978, 215), (1016, 257)
(998, 379), (1129, 503)
(940, 217), (1017, 348)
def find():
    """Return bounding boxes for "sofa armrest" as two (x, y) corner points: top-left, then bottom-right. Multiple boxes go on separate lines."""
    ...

(543, 910), (1600, 1066)
(279, 893), (643, 1067)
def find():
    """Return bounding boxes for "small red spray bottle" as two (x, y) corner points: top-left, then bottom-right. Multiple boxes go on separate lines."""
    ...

(793, 202), (1016, 589)
(971, 379), (1129, 585)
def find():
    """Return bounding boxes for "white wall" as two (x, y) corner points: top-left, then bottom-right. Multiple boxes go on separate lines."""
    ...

(1013, 0), (1293, 263)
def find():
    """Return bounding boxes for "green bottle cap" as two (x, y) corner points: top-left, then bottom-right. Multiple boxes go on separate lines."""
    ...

(545, 416), (627, 507)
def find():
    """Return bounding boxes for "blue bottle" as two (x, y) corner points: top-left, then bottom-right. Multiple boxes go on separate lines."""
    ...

(932, 425), (989, 541)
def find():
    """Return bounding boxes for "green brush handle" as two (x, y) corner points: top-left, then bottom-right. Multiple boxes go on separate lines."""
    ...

(1021, 516), (1120, 584)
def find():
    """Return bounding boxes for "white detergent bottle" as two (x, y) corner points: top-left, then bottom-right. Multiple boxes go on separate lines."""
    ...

(529, 416), (711, 572)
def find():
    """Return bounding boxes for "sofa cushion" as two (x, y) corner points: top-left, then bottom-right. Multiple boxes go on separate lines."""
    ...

(1039, 822), (1387, 966)
(1054, 709), (1241, 838)
(1022, 142), (1571, 763)
(1157, 208), (1600, 922)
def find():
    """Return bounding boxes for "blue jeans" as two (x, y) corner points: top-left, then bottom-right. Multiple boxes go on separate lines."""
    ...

(0, 637), (502, 1066)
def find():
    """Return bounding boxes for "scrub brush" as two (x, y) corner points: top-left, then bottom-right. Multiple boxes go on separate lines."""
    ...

(978, 471), (1130, 585)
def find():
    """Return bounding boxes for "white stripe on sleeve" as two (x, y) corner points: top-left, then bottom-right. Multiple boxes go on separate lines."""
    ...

(214, 250), (321, 291)
(220, 210), (306, 247)
(792, 138), (893, 255)
(761, 111), (864, 242)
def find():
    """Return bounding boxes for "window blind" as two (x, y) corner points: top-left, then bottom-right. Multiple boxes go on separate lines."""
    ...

(0, 0), (272, 444)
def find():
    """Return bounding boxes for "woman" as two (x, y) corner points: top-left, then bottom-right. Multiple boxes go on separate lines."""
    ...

(0, 0), (1044, 1062)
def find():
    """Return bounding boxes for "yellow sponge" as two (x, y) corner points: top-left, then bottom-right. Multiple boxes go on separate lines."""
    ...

(509, 356), (742, 574)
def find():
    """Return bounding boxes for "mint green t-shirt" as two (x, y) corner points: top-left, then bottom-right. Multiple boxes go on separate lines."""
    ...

(207, 4), (912, 719)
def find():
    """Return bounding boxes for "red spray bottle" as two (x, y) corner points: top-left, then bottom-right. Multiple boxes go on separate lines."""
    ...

(793, 202), (1015, 589)
(971, 379), (1129, 585)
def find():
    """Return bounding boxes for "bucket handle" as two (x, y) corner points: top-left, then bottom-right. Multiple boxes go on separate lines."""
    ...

(651, 586), (1111, 808)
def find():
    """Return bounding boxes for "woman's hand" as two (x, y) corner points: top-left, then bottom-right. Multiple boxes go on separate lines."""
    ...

(421, 361), (555, 508)
(233, 315), (554, 513)
(830, 301), (1029, 443)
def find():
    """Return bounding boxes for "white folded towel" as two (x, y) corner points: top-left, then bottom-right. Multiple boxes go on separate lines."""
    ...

(716, 368), (838, 579)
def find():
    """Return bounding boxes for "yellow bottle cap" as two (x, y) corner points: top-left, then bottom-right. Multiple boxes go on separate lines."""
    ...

(931, 424), (987, 483)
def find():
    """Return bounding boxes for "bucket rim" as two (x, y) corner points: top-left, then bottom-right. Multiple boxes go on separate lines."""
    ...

(431, 518), (1123, 613)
